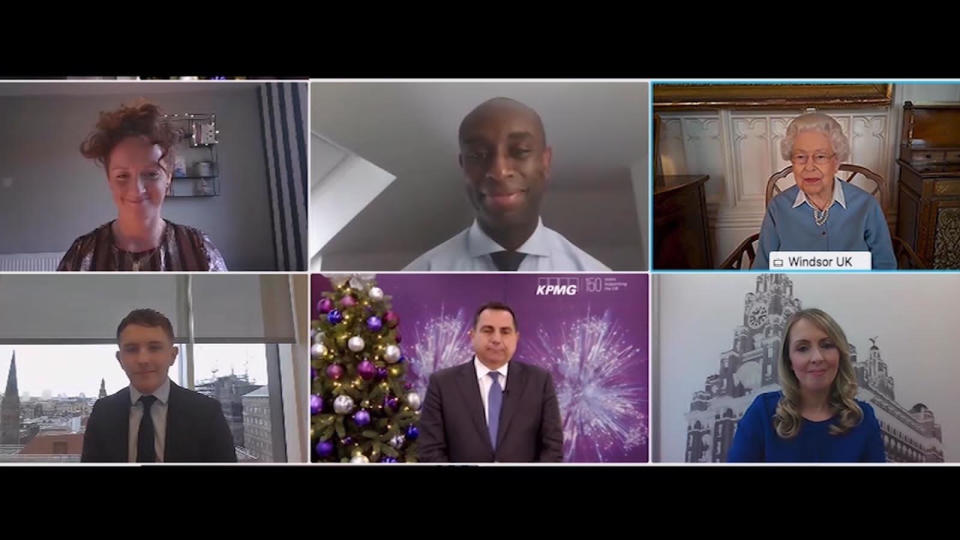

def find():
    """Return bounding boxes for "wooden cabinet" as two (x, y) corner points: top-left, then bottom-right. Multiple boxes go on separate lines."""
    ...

(654, 174), (712, 269)
(897, 102), (960, 269)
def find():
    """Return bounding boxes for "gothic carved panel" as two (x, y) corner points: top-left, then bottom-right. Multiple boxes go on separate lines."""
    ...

(732, 116), (771, 202)
(935, 207), (960, 268)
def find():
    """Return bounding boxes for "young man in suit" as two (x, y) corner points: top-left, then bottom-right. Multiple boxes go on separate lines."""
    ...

(418, 301), (563, 462)
(81, 308), (237, 463)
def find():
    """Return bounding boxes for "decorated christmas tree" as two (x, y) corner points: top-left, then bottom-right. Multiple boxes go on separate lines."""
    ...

(311, 274), (421, 462)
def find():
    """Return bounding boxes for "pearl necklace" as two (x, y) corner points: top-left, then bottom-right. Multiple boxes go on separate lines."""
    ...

(813, 206), (830, 227)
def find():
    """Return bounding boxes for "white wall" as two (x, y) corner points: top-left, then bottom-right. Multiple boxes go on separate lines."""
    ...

(654, 273), (960, 462)
(310, 133), (395, 267)
(656, 83), (960, 267)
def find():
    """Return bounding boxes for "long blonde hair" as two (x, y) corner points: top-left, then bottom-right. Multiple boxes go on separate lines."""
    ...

(774, 308), (862, 438)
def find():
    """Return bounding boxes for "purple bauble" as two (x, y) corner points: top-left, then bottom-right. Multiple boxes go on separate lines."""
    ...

(380, 456), (398, 463)
(340, 295), (357, 308)
(397, 355), (406, 364)
(384, 311), (399, 328)
(317, 298), (334, 314)
(325, 363), (344, 381)
(375, 367), (389, 381)
(310, 367), (316, 380)
(310, 394), (323, 414)
(405, 425), (420, 440)
(341, 436), (353, 446)
(353, 409), (371, 427)
(366, 316), (383, 333)
(357, 359), (376, 380)
(327, 310), (343, 325)
(315, 440), (334, 458)
(384, 395), (399, 411)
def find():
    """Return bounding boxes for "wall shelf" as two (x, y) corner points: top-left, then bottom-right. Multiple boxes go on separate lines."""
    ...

(163, 113), (220, 198)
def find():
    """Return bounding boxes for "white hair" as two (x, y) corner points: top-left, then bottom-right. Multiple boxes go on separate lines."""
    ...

(780, 112), (850, 162)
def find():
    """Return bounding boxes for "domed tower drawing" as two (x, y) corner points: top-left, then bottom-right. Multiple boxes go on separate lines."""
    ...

(684, 275), (944, 462)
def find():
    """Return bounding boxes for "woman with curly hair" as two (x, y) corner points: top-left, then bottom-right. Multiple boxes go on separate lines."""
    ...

(58, 101), (227, 271)
(727, 308), (885, 462)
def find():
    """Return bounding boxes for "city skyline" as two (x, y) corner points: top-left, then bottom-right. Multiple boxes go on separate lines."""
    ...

(0, 344), (269, 398)
(0, 347), (276, 462)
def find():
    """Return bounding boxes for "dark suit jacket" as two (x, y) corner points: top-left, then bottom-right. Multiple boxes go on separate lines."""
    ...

(81, 382), (237, 463)
(418, 359), (563, 462)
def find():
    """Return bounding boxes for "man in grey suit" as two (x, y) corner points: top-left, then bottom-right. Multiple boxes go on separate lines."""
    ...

(418, 301), (563, 462)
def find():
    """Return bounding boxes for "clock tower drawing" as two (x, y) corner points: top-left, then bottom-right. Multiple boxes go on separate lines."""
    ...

(684, 274), (944, 462)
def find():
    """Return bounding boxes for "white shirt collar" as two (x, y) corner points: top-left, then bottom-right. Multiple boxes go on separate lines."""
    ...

(129, 377), (171, 406)
(474, 356), (509, 383)
(792, 177), (846, 209)
(466, 218), (551, 257)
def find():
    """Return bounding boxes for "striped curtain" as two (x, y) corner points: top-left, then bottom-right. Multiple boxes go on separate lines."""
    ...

(259, 83), (308, 271)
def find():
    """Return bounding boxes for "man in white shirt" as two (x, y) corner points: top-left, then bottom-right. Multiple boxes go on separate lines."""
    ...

(404, 97), (610, 271)
(417, 302), (563, 462)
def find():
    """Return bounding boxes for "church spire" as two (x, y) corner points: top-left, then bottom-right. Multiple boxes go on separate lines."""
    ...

(1, 352), (21, 444)
(3, 352), (16, 396)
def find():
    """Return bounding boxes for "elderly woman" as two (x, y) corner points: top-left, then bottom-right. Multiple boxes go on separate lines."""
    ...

(58, 101), (227, 271)
(727, 308), (885, 462)
(753, 113), (895, 269)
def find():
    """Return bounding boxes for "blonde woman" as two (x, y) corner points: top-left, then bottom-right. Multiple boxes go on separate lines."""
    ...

(727, 308), (885, 462)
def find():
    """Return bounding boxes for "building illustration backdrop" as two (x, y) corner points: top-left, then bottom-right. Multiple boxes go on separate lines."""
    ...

(684, 274), (944, 463)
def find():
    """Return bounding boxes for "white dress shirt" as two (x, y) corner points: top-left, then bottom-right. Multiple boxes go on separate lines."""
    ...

(474, 357), (509, 426)
(128, 377), (170, 463)
(403, 218), (611, 271)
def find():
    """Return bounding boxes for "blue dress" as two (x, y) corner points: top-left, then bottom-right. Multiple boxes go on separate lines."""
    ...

(727, 391), (886, 462)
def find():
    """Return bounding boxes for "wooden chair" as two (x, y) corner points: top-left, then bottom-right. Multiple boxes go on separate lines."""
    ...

(718, 164), (924, 269)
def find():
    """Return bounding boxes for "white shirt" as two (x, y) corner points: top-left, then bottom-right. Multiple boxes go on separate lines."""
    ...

(403, 218), (611, 271)
(474, 357), (509, 427)
(792, 177), (847, 210)
(128, 377), (170, 463)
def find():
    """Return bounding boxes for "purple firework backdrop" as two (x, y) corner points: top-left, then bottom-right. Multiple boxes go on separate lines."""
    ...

(312, 273), (648, 463)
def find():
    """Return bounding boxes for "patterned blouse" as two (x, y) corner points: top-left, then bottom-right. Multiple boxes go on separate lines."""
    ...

(57, 220), (228, 271)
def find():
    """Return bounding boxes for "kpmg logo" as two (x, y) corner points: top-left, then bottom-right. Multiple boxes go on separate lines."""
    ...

(536, 277), (579, 296)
